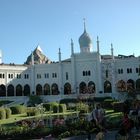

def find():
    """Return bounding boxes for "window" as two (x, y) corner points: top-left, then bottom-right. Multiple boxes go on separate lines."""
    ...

(82, 70), (91, 76)
(52, 73), (57, 78)
(66, 72), (68, 80)
(24, 74), (29, 79)
(17, 74), (21, 79)
(37, 74), (41, 79)
(127, 68), (132, 74)
(8, 74), (13, 79)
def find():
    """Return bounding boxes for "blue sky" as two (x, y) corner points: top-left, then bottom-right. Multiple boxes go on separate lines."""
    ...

(0, 0), (140, 64)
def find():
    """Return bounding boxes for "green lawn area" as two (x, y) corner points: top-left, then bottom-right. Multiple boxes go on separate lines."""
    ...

(0, 110), (78, 126)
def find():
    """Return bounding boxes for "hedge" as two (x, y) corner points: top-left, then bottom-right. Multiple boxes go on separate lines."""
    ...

(10, 105), (26, 114)
(5, 108), (11, 119)
(59, 104), (67, 113)
(0, 108), (6, 120)
(26, 107), (40, 116)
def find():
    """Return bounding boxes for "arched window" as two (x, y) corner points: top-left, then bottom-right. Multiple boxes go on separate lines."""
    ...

(36, 84), (42, 95)
(24, 84), (30, 96)
(136, 79), (140, 91)
(16, 84), (22, 96)
(7, 84), (14, 96)
(79, 82), (87, 94)
(88, 81), (95, 94)
(51, 83), (59, 95)
(127, 79), (135, 92)
(64, 83), (71, 94)
(104, 81), (112, 93)
(0, 84), (6, 96)
(44, 83), (50, 95)
(117, 80), (126, 92)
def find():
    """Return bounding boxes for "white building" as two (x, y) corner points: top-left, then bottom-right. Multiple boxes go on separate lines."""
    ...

(0, 24), (140, 102)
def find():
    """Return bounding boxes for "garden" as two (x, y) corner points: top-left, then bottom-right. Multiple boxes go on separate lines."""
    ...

(0, 96), (132, 139)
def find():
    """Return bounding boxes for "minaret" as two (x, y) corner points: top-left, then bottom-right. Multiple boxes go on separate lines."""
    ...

(71, 39), (74, 55)
(0, 50), (2, 64)
(58, 48), (63, 95)
(97, 36), (100, 53)
(58, 48), (61, 63)
(111, 43), (114, 60)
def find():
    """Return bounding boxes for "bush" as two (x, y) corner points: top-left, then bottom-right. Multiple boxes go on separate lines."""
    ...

(53, 104), (59, 113)
(102, 99), (114, 109)
(0, 108), (6, 120)
(10, 105), (26, 114)
(76, 102), (89, 113)
(43, 103), (51, 111)
(5, 108), (11, 119)
(27, 95), (43, 107)
(26, 107), (40, 116)
(112, 102), (124, 112)
(59, 104), (67, 113)
(94, 96), (112, 102)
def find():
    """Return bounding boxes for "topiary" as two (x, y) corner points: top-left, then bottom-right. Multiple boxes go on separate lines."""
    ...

(5, 108), (11, 119)
(0, 107), (6, 120)
(10, 105), (26, 114)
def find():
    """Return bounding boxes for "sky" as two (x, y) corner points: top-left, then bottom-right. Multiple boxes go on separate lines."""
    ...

(0, 0), (140, 64)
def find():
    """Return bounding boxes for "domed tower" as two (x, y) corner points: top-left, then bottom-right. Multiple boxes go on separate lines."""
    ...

(78, 20), (92, 53)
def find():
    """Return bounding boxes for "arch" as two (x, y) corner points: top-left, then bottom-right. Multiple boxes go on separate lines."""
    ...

(88, 81), (95, 94)
(51, 83), (59, 95)
(116, 80), (126, 92)
(64, 83), (71, 95)
(0, 84), (6, 96)
(16, 84), (22, 96)
(36, 84), (42, 95)
(79, 82), (87, 94)
(136, 79), (140, 91)
(127, 79), (135, 91)
(23, 84), (30, 96)
(44, 83), (50, 95)
(7, 84), (14, 96)
(104, 81), (112, 93)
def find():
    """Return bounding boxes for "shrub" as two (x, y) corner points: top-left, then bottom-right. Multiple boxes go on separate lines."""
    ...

(59, 104), (67, 113)
(102, 99), (114, 109)
(10, 105), (26, 114)
(26, 107), (40, 116)
(0, 108), (6, 120)
(76, 102), (89, 113)
(43, 103), (51, 111)
(112, 102), (124, 112)
(94, 96), (112, 102)
(27, 95), (43, 107)
(5, 108), (11, 119)
(53, 104), (59, 113)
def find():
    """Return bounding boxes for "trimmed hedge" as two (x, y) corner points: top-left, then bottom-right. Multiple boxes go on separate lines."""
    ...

(26, 107), (40, 116)
(53, 104), (59, 113)
(5, 108), (11, 119)
(0, 108), (6, 120)
(10, 105), (26, 114)
(43, 103), (51, 111)
(59, 104), (67, 113)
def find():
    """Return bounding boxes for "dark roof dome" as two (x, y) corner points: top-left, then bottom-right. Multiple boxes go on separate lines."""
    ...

(79, 30), (92, 48)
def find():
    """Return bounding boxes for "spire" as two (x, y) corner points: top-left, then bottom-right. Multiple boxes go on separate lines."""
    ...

(97, 36), (100, 53)
(83, 18), (86, 32)
(58, 48), (61, 63)
(111, 43), (114, 60)
(71, 39), (74, 55)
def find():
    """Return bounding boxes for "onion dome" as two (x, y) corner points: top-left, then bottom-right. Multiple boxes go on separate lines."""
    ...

(78, 20), (92, 53)
(79, 29), (92, 48)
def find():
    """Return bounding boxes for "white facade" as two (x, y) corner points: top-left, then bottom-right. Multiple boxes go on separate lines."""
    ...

(0, 27), (140, 102)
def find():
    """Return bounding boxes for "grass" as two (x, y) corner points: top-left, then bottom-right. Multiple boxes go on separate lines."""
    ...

(0, 110), (78, 126)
